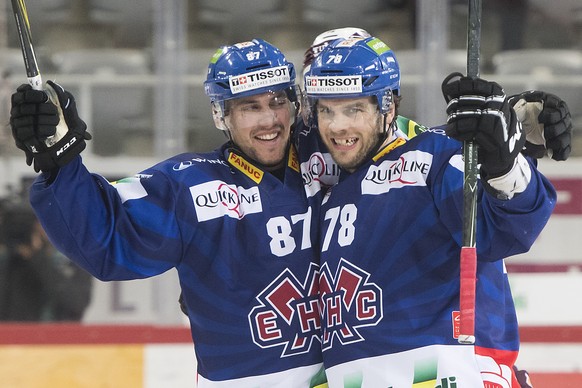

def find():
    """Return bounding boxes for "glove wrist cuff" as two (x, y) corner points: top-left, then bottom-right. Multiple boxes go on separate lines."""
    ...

(483, 154), (531, 200)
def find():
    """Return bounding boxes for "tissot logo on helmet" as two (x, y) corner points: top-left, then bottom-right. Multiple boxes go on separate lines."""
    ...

(303, 36), (400, 113)
(229, 66), (290, 94)
(304, 75), (363, 94)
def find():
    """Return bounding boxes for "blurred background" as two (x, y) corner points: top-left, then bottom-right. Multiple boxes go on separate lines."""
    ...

(0, 0), (581, 386)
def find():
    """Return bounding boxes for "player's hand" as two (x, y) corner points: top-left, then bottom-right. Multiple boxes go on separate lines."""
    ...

(178, 292), (188, 316)
(509, 90), (572, 161)
(442, 72), (525, 178)
(10, 81), (91, 173)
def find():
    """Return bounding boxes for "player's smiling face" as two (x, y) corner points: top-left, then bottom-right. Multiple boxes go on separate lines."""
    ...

(316, 97), (393, 172)
(225, 90), (293, 171)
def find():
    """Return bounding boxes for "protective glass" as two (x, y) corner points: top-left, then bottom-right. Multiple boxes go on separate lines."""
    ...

(314, 97), (380, 128)
(224, 89), (296, 130)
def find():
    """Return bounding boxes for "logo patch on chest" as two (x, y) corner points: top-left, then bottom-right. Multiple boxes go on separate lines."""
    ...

(190, 180), (262, 221)
(249, 263), (321, 356)
(319, 258), (383, 350)
(362, 150), (432, 195)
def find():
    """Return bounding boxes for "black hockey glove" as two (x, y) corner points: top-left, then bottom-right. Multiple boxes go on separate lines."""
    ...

(178, 292), (188, 316)
(442, 72), (525, 178)
(513, 365), (533, 388)
(10, 80), (91, 173)
(509, 90), (572, 161)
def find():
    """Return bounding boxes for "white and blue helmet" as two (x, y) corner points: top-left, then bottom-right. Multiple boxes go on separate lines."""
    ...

(205, 39), (297, 111)
(304, 36), (400, 115)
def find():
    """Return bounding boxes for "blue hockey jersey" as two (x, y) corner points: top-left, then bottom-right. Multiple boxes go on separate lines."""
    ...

(29, 143), (325, 387)
(297, 115), (427, 200)
(298, 126), (556, 387)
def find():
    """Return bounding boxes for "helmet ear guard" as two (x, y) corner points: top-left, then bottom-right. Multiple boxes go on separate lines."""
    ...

(211, 101), (228, 132)
(379, 89), (393, 114)
(286, 85), (301, 123)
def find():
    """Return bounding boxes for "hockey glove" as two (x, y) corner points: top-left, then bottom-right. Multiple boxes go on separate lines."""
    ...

(509, 90), (572, 161)
(442, 72), (525, 178)
(10, 80), (91, 173)
(178, 292), (188, 316)
(513, 365), (533, 388)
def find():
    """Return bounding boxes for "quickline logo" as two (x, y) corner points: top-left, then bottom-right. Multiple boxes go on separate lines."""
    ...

(434, 377), (457, 388)
(336, 358), (458, 387)
(412, 358), (458, 388)
(342, 371), (363, 388)
(412, 358), (438, 387)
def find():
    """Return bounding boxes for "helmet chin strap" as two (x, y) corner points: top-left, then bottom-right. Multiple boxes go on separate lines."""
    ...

(222, 121), (233, 142)
(361, 91), (396, 161)
(374, 90), (396, 149)
(376, 113), (397, 151)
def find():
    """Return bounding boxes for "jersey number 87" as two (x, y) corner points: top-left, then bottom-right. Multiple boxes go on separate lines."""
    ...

(266, 207), (313, 257)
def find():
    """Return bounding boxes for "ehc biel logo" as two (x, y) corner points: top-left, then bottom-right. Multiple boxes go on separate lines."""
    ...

(249, 263), (321, 357)
(319, 258), (382, 350)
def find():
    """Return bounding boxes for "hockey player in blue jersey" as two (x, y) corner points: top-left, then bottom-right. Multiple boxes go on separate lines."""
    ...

(9, 31), (571, 387)
(302, 36), (557, 387)
(10, 39), (326, 387)
(299, 28), (569, 388)
(297, 27), (571, 198)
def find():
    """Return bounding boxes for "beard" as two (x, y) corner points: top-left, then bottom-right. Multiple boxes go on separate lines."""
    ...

(328, 115), (386, 173)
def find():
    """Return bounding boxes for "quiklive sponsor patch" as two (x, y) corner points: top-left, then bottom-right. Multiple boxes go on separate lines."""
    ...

(361, 150), (433, 195)
(190, 180), (262, 221)
(304, 75), (362, 94)
(229, 65), (290, 94)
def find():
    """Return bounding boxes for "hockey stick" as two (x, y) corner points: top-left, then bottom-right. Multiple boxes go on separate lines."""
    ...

(10, 0), (42, 90)
(10, 0), (66, 147)
(458, 0), (482, 345)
